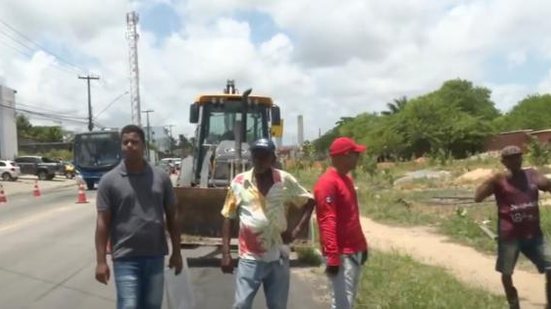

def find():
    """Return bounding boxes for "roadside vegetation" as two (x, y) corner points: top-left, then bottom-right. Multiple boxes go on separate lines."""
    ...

(356, 250), (506, 309)
(289, 147), (551, 258)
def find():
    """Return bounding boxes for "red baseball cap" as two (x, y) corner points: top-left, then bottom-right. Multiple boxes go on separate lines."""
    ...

(329, 137), (367, 156)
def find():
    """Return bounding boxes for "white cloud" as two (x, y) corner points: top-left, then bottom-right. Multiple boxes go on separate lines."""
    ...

(507, 50), (527, 69)
(1, 0), (551, 145)
(487, 83), (532, 113)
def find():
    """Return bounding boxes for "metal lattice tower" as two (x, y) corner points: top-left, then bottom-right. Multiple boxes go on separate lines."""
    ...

(126, 11), (141, 126)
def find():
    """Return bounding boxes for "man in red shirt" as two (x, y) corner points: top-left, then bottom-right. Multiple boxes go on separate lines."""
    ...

(314, 137), (368, 309)
(475, 145), (551, 309)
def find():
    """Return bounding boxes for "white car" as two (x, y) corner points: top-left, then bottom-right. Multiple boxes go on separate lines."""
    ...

(0, 160), (20, 181)
(159, 158), (181, 173)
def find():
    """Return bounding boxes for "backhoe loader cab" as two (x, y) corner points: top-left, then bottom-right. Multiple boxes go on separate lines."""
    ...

(185, 93), (280, 187)
(175, 82), (293, 244)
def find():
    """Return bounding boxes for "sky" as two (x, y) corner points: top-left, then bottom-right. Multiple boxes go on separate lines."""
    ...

(1, 0), (551, 145)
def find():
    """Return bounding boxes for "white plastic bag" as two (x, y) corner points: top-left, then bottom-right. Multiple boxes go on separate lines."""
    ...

(163, 258), (195, 309)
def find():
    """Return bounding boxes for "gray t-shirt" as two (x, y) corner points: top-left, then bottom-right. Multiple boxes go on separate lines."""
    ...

(96, 161), (176, 260)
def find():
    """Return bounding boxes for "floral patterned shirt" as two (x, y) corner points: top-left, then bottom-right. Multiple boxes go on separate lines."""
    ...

(221, 168), (312, 261)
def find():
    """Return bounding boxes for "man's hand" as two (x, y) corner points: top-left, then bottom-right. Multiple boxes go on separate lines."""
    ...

(169, 252), (183, 275)
(325, 265), (339, 276)
(361, 251), (368, 265)
(95, 262), (110, 285)
(221, 253), (234, 274)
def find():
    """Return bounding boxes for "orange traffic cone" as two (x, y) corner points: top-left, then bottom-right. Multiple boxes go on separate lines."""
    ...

(0, 185), (7, 203)
(76, 183), (88, 203)
(33, 181), (41, 197)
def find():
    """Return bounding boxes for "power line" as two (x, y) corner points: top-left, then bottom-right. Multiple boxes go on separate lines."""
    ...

(94, 91), (129, 119)
(0, 36), (34, 57)
(0, 102), (87, 120)
(0, 102), (89, 124)
(16, 101), (82, 117)
(0, 19), (87, 74)
(0, 32), (83, 76)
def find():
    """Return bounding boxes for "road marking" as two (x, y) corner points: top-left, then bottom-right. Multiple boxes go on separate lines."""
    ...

(0, 201), (94, 235)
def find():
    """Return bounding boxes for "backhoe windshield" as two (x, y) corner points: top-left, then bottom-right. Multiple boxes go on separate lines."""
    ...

(204, 104), (267, 144)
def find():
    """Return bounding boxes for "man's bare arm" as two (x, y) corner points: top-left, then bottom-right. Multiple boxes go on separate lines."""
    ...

(221, 218), (233, 255)
(95, 211), (111, 284)
(164, 203), (181, 255)
(475, 175), (498, 203)
(95, 211), (111, 264)
(220, 218), (235, 273)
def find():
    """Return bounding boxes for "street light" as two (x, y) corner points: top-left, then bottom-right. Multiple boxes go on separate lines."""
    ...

(141, 109), (154, 160)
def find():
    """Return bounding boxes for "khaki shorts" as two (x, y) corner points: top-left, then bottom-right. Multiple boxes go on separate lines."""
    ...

(496, 237), (551, 275)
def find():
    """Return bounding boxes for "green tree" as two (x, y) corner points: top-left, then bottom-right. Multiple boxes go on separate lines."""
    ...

(16, 114), (33, 139)
(312, 79), (497, 160)
(398, 93), (492, 158)
(498, 94), (551, 131)
(313, 116), (360, 155)
(32, 126), (63, 142)
(382, 96), (408, 115)
(437, 79), (500, 121)
(16, 115), (62, 142)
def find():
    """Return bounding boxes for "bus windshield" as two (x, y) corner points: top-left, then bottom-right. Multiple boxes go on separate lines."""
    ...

(74, 132), (121, 169)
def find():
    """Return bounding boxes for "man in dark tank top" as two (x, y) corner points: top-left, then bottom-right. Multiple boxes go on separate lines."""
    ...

(475, 145), (551, 309)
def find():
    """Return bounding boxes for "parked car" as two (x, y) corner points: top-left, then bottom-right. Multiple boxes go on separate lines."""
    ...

(0, 160), (20, 181)
(158, 157), (181, 174)
(14, 156), (62, 180)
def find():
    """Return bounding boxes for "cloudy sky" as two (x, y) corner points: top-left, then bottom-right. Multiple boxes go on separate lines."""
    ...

(1, 0), (551, 145)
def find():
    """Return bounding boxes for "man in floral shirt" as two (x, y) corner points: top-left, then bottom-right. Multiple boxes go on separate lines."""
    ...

(220, 138), (315, 309)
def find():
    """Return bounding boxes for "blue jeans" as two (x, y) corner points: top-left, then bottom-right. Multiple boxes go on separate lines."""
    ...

(233, 257), (290, 309)
(327, 253), (365, 309)
(496, 237), (551, 275)
(113, 256), (165, 309)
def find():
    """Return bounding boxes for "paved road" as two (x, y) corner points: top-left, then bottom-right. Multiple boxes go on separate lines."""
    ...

(0, 188), (328, 308)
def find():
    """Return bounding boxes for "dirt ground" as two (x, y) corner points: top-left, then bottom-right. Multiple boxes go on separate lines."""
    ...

(362, 216), (546, 308)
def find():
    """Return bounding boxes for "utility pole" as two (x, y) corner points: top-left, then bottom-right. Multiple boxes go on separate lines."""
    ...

(78, 74), (100, 132)
(141, 109), (154, 160)
(166, 124), (175, 154)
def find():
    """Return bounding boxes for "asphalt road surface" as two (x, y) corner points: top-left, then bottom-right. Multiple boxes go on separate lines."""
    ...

(0, 187), (328, 308)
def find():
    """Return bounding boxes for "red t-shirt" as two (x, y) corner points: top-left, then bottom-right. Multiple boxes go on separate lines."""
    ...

(314, 168), (368, 266)
(494, 168), (542, 240)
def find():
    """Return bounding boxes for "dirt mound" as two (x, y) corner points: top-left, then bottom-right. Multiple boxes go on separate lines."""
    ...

(393, 169), (451, 186)
(455, 168), (493, 183)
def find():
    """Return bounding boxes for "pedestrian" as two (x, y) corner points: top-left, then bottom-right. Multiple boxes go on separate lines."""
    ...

(314, 137), (368, 309)
(95, 124), (183, 309)
(220, 138), (315, 309)
(475, 145), (551, 309)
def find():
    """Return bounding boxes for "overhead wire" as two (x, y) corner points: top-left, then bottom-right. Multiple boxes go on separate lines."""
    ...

(0, 31), (82, 77)
(0, 102), (88, 124)
(15, 101), (82, 117)
(0, 19), (87, 74)
(94, 91), (129, 119)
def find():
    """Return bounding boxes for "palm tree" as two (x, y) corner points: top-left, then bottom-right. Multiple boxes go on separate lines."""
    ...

(382, 96), (408, 115)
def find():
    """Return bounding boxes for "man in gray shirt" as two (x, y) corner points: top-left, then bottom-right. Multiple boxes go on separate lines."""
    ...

(95, 124), (182, 309)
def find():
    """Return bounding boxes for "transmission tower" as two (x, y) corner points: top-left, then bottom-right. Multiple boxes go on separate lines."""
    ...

(126, 11), (141, 126)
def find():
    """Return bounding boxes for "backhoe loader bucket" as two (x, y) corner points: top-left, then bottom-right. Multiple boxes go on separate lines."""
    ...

(174, 186), (312, 246)
(174, 187), (235, 244)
